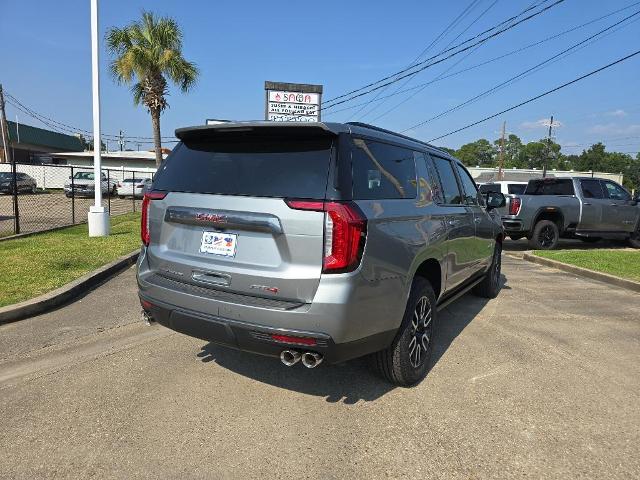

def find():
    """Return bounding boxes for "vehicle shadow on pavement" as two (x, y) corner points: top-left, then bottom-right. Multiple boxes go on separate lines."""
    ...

(196, 275), (505, 403)
(197, 344), (394, 404)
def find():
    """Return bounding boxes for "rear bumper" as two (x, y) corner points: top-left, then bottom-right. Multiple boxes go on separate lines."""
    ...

(502, 218), (524, 232)
(139, 292), (394, 364)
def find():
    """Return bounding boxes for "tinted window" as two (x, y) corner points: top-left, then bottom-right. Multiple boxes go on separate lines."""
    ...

(525, 179), (574, 195)
(152, 139), (332, 198)
(431, 156), (462, 204)
(580, 179), (604, 199)
(351, 139), (417, 200)
(603, 181), (630, 201)
(479, 184), (501, 194)
(507, 184), (526, 195)
(454, 162), (479, 205)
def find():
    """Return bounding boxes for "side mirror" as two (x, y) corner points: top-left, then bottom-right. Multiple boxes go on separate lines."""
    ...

(485, 192), (506, 210)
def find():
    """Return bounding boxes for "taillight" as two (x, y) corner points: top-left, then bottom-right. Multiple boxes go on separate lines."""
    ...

(286, 199), (367, 273)
(141, 191), (166, 246)
(509, 197), (522, 215)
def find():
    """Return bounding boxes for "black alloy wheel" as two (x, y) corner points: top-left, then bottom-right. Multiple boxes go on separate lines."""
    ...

(408, 296), (433, 369)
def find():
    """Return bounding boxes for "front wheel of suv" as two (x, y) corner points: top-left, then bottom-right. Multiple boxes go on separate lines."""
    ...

(473, 241), (502, 298)
(369, 277), (436, 387)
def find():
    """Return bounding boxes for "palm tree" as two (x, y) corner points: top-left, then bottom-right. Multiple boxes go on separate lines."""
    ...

(106, 11), (198, 167)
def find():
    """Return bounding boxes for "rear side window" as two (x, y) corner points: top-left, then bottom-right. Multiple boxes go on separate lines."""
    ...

(351, 139), (417, 200)
(580, 179), (604, 199)
(508, 184), (526, 195)
(525, 179), (574, 195)
(431, 156), (462, 205)
(479, 184), (501, 194)
(454, 162), (479, 205)
(152, 138), (333, 199)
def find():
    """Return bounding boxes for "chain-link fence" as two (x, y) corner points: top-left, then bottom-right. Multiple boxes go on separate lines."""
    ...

(0, 162), (155, 238)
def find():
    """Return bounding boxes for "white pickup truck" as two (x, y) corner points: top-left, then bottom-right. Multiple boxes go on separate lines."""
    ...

(501, 177), (640, 249)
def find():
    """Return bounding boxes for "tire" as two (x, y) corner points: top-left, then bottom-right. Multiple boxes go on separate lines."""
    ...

(31, 185), (37, 194)
(629, 228), (640, 249)
(473, 242), (502, 299)
(118, 195), (125, 199)
(529, 220), (559, 250)
(369, 277), (436, 387)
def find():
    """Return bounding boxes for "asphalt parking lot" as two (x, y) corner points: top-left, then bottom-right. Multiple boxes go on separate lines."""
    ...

(0, 192), (141, 235)
(0, 256), (638, 479)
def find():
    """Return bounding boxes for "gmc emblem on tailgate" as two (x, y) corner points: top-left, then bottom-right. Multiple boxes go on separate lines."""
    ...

(195, 212), (227, 223)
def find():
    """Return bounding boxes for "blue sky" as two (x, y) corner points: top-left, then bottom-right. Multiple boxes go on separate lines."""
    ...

(1, 0), (639, 155)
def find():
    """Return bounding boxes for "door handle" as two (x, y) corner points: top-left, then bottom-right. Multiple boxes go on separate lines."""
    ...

(474, 217), (481, 224)
(583, 202), (592, 206)
(610, 203), (618, 207)
(448, 219), (459, 226)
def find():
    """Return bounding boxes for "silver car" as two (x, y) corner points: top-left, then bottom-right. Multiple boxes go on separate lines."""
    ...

(137, 122), (505, 386)
(0, 172), (37, 194)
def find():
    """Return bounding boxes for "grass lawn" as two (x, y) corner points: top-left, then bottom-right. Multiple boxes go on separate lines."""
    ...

(535, 249), (640, 282)
(0, 213), (141, 308)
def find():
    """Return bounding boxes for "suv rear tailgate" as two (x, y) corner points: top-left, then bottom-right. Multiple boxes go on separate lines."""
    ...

(144, 126), (336, 304)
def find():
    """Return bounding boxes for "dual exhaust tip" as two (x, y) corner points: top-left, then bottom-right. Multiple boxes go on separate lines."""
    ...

(280, 349), (323, 368)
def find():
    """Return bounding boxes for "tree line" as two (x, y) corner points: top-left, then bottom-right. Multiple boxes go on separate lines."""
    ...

(441, 134), (640, 191)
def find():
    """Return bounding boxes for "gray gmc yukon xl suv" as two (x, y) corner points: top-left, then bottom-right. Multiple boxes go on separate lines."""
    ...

(137, 122), (505, 386)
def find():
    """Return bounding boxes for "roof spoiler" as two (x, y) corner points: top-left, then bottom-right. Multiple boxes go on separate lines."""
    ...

(175, 121), (338, 142)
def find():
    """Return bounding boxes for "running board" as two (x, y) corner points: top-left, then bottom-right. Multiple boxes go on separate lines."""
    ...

(436, 276), (484, 312)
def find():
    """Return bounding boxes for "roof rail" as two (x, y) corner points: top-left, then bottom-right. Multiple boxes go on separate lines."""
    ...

(345, 122), (448, 154)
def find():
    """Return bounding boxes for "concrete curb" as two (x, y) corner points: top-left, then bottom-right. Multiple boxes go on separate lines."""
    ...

(0, 251), (140, 325)
(522, 252), (640, 293)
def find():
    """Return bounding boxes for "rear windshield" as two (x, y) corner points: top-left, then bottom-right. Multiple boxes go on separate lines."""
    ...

(507, 184), (526, 194)
(152, 138), (333, 198)
(479, 184), (501, 194)
(525, 179), (574, 195)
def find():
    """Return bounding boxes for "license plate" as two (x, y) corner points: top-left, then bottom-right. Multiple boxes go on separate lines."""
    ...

(199, 231), (238, 257)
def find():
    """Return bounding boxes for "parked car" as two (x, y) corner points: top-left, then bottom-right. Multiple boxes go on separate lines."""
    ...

(478, 181), (527, 195)
(64, 171), (118, 198)
(117, 178), (152, 198)
(137, 121), (506, 386)
(0, 172), (37, 194)
(502, 177), (640, 249)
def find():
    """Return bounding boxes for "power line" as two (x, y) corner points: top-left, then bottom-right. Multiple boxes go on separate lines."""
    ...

(322, 0), (565, 108)
(325, 1), (640, 118)
(361, 0), (503, 121)
(4, 92), (177, 141)
(348, 0), (485, 121)
(403, 9), (640, 130)
(420, 49), (640, 143)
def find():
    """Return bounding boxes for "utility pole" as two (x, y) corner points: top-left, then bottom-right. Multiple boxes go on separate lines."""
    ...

(119, 129), (124, 151)
(543, 114), (554, 178)
(497, 121), (506, 181)
(0, 84), (13, 164)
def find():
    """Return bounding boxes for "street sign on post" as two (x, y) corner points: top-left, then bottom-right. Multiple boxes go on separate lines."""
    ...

(264, 81), (323, 122)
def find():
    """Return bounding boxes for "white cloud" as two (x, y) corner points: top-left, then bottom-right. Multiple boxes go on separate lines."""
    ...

(605, 109), (627, 117)
(520, 118), (564, 129)
(586, 123), (640, 135)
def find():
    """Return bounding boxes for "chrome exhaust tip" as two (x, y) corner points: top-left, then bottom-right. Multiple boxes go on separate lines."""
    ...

(280, 350), (301, 366)
(301, 352), (323, 369)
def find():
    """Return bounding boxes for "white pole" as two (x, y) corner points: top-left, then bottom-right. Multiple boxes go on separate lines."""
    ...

(88, 0), (109, 236)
